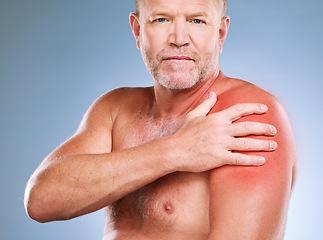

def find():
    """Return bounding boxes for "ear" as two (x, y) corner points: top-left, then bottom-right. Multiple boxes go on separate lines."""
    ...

(219, 16), (230, 53)
(129, 13), (141, 49)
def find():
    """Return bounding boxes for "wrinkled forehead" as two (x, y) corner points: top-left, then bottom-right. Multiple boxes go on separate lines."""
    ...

(137, 0), (224, 18)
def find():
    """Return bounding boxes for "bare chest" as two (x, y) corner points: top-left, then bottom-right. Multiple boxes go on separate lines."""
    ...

(109, 115), (210, 235)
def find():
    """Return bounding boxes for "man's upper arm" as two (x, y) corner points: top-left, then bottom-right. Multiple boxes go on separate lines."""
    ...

(47, 89), (120, 158)
(208, 85), (297, 239)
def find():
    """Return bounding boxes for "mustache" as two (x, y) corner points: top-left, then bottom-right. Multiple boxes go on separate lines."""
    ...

(157, 49), (199, 61)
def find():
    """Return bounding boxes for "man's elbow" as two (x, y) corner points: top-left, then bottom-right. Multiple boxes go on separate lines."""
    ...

(24, 180), (68, 223)
(25, 198), (50, 223)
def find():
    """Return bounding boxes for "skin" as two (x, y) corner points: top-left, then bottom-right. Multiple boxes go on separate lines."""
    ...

(24, 0), (297, 239)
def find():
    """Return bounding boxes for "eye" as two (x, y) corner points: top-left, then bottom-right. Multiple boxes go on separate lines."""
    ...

(155, 18), (166, 23)
(189, 19), (206, 25)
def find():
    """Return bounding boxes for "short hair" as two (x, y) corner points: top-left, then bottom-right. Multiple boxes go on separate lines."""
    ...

(135, 0), (227, 18)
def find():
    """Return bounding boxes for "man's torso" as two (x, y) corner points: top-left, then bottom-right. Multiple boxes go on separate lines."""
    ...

(103, 73), (264, 239)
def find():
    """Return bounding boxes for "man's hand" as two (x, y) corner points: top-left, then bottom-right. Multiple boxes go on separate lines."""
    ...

(172, 92), (277, 172)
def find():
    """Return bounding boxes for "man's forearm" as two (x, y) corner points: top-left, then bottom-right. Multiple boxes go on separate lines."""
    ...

(24, 136), (176, 223)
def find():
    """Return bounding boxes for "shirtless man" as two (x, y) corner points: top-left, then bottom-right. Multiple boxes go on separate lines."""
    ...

(24, 0), (297, 239)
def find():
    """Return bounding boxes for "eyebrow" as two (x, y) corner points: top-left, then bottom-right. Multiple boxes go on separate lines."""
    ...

(149, 11), (209, 18)
(186, 12), (209, 17)
(149, 11), (171, 17)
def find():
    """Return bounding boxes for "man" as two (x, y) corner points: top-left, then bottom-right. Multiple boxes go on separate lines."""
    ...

(24, 0), (297, 239)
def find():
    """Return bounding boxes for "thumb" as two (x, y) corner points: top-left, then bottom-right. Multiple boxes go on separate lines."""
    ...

(187, 92), (217, 118)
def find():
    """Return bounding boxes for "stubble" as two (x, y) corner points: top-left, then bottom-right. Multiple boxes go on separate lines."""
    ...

(141, 45), (218, 90)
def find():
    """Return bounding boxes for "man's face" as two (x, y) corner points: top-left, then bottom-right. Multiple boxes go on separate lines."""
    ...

(134, 0), (225, 90)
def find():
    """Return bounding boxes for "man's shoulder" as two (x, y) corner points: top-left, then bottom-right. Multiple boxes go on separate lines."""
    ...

(211, 76), (297, 188)
(215, 77), (279, 112)
(213, 76), (291, 139)
(95, 86), (154, 111)
(81, 86), (154, 127)
(100, 86), (154, 102)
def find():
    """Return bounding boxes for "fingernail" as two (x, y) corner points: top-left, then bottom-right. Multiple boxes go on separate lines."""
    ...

(270, 141), (278, 150)
(260, 104), (268, 111)
(259, 157), (266, 165)
(270, 126), (277, 135)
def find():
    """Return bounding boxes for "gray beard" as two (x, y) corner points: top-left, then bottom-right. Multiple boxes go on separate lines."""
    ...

(141, 46), (218, 90)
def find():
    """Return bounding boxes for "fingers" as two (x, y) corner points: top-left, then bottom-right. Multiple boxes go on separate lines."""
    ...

(224, 152), (267, 166)
(230, 137), (277, 152)
(187, 92), (217, 118)
(228, 122), (277, 137)
(217, 103), (268, 122)
(216, 138), (276, 168)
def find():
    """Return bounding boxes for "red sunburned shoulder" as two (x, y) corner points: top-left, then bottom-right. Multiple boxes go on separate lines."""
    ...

(210, 84), (296, 188)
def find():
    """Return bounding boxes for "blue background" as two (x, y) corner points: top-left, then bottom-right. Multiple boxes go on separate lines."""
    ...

(1, 0), (322, 239)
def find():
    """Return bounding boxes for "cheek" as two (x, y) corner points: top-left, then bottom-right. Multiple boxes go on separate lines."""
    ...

(191, 29), (219, 56)
(141, 27), (168, 53)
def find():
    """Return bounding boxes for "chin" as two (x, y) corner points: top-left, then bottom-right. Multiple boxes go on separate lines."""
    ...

(157, 78), (201, 90)
(154, 71), (202, 90)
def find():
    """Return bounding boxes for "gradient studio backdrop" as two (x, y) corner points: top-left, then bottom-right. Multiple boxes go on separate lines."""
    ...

(0, 0), (322, 239)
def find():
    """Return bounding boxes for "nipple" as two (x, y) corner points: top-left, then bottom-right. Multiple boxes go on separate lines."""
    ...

(163, 201), (175, 214)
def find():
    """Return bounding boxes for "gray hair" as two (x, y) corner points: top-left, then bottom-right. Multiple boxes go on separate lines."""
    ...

(135, 0), (227, 18)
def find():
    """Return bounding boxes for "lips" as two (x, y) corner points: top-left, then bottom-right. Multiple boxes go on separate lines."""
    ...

(164, 56), (194, 61)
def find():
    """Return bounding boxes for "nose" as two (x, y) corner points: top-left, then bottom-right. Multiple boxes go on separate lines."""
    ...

(168, 19), (190, 47)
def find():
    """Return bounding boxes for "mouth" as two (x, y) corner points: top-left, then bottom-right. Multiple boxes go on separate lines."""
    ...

(164, 56), (194, 61)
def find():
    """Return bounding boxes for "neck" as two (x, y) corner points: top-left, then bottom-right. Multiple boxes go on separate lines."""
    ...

(153, 69), (221, 118)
